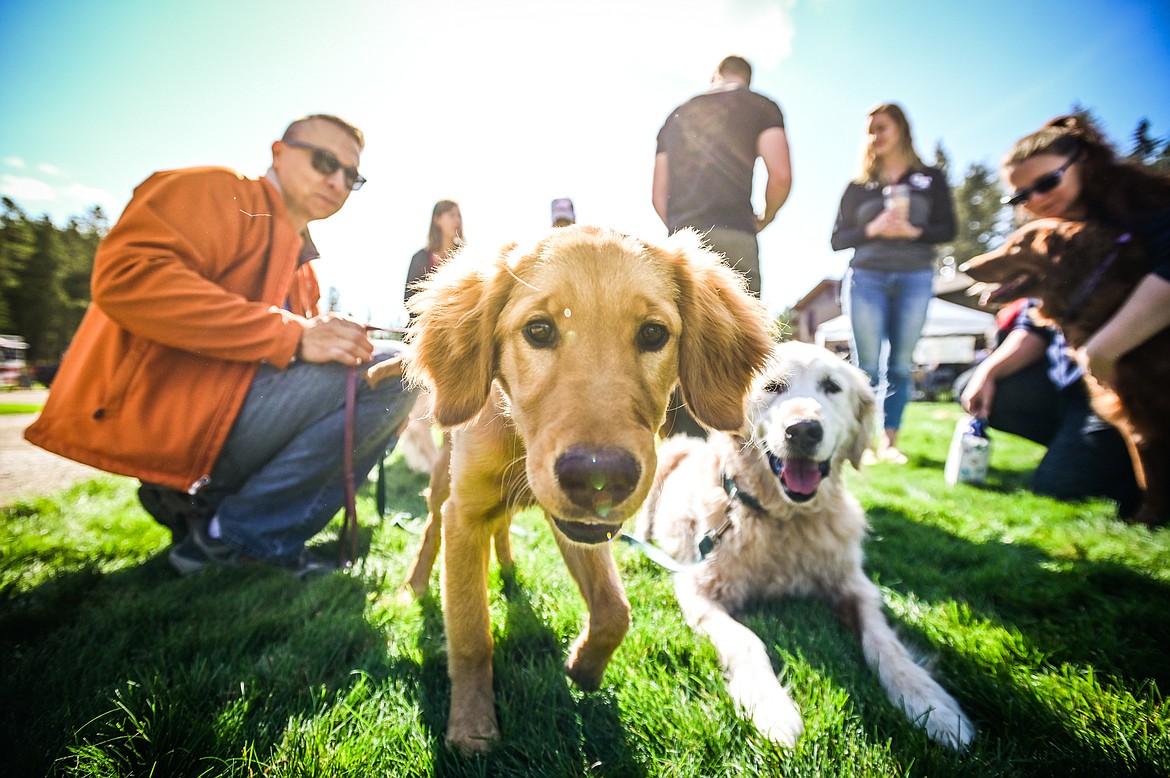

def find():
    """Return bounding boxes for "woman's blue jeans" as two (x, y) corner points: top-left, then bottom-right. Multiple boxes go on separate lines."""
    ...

(206, 343), (417, 563)
(842, 267), (934, 431)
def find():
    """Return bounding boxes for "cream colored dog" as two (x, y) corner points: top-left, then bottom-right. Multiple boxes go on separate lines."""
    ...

(636, 340), (975, 750)
(405, 225), (774, 754)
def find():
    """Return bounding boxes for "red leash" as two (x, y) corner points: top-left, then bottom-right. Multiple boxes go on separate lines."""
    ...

(338, 365), (359, 568)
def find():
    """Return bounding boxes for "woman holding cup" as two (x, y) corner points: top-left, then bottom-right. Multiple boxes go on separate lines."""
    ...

(831, 103), (956, 463)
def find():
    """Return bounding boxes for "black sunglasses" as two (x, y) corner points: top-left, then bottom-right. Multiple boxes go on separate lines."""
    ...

(283, 139), (366, 191)
(1002, 150), (1080, 206)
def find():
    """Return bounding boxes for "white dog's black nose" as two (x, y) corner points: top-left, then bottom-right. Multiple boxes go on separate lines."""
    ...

(785, 420), (824, 454)
(556, 447), (640, 516)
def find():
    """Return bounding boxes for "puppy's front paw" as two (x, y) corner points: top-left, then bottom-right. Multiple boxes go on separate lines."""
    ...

(446, 712), (500, 755)
(565, 631), (618, 691)
(565, 649), (605, 691)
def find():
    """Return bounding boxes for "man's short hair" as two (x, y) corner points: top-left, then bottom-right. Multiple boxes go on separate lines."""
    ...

(282, 114), (365, 150)
(716, 56), (752, 85)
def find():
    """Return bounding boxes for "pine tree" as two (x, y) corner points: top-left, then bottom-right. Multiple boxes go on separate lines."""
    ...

(10, 218), (67, 361)
(1129, 118), (1162, 165)
(938, 162), (1007, 272)
(0, 198), (36, 333)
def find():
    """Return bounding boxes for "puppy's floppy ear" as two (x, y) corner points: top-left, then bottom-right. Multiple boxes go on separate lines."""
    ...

(659, 229), (775, 432)
(843, 359), (877, 468)
(405, 244), (517, 426)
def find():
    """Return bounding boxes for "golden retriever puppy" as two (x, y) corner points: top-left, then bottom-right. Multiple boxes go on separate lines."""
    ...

(961, 218), (1168, 526)
(636, 341), (975, 750)
(405, 225), (774, 754)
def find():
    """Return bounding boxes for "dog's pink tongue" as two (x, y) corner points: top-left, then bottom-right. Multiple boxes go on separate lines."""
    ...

(782, 459), (822, 494)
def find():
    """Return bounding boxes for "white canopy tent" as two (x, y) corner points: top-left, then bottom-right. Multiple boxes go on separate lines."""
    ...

(815, 298), (995, 365)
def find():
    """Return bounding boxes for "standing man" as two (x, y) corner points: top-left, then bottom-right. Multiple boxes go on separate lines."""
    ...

(652, 55), (792, 298)
(653, 56), (791, 437)
(25, 114), (417, 577)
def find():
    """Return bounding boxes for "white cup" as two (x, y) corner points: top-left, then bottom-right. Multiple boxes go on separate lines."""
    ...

(883, 183), (910, 220)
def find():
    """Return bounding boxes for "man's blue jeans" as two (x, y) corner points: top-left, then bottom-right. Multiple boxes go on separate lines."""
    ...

(842, 267), (934, 432)
(205, 343), (417, 563)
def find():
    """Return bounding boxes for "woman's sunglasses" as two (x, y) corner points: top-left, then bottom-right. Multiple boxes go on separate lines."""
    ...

(1002, 150), (1080, 207)
(283, 140), (367, 191)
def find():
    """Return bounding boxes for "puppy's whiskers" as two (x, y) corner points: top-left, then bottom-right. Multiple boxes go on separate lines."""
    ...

(500, 453), (528, 514)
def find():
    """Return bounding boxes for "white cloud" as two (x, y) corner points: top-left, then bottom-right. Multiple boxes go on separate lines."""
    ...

(0, 174), (115, 223)
(37, 162), (64, 177)
(3, 157), (27, 169)
(0, 174), (56, 203)
(64, 182), (113, 206)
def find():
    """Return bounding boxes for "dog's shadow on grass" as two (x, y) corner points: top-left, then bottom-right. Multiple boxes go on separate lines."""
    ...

(865, 507), (1170, 689)
(0, 548), (444, 776)
(736, 507), (1170, 776)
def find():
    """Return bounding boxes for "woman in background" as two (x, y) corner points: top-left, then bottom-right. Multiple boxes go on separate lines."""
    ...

(398, 199), (464, 476)
(960, 114), (1170, 519)
(404, 200), (463, 311)
(831, 103), (956, 463)
(1006, 116), (1170, 386)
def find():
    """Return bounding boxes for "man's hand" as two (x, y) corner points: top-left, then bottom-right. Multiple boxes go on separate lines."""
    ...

(297, 313), (374, 366)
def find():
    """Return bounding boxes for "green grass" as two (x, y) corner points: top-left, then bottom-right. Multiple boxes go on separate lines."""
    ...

(0, 402), (43, 415)
(2, 402), (1168, 776)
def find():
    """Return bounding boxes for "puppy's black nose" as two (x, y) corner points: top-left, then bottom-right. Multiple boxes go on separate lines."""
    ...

(555, 447), (640, 517)
(786, 420), (824, 453)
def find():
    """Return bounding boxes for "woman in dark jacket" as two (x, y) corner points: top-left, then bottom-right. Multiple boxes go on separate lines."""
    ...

(404, 200), (463, 311)
(831, 103), (956, 463)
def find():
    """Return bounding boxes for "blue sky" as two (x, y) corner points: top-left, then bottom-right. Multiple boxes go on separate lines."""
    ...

(3, 0), (1168, 324)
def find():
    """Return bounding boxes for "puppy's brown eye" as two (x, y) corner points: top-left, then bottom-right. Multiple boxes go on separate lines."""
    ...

(820, 377), (841, 395)
(523, 320), (558, 348)
(764, 381), (787, 395)
(637, 323), (669, 352)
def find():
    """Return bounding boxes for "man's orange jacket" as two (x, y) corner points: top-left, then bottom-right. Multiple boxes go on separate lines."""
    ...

(25, 167), (320, 493)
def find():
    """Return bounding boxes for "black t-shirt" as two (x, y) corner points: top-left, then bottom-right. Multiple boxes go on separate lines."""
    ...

(1127, 206), (1170, 280)
(656, 86), (785, 234)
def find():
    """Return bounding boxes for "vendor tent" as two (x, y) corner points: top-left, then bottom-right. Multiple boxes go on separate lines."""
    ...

(815, 297), (994, 365)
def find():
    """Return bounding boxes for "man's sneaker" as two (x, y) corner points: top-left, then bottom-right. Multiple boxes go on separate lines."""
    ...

(282, 548), (339, 579)
(168, 534), (212, 575)
(139, 483), (210, 544)
(167, 520), (246, 576)
(167, 523), (336, 579)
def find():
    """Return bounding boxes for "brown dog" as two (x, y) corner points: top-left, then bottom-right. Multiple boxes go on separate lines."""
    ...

(961, 218), (1167, 526)
(405, 225), (774, 753)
